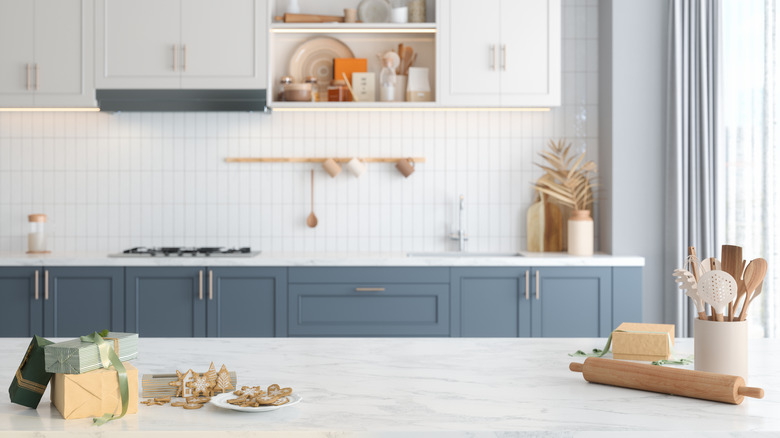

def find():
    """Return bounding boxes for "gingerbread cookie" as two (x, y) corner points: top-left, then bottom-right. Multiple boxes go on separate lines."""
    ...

(186, 371), (214, 397)
(168, 369), (190, 397)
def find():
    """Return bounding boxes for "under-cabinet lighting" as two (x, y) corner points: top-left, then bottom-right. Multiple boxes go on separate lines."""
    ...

(0, 107), (100, 112)
(272, 107), (551, 112)
(271, 28), (436, 34)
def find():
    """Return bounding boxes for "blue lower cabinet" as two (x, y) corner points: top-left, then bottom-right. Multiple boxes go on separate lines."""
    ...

(0, 267), (43, 337)
(288, 267), (450, 337)
(612, 267), (643, 325)
(126, 267), (206, 337)
(44, 267), (124, 337)
(207, 267), (287, 337)
(451, 268), (531, 337)
(531, 267), (612, 337)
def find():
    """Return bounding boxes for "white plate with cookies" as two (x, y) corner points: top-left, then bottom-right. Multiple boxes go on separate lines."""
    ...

(210, 392), (302, 413)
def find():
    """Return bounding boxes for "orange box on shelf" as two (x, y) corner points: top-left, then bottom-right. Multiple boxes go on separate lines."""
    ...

(50, 362), (138, 420)
(334, 58), (367, 83)
(612, 322), (675, 361)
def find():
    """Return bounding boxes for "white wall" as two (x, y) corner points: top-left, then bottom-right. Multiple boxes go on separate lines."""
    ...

(599, 0), (668, 323)
(0, 1), (599, 254)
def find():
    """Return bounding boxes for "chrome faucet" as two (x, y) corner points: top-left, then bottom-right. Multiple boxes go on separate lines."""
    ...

(449, 195), (467, 251)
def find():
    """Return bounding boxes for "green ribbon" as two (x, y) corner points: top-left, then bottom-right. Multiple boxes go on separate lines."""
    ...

(79, 332), (129, 426)
(569, 329), (693, 366)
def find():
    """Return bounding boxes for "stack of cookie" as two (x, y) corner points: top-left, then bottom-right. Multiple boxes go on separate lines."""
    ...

(227, 384), (293, 408)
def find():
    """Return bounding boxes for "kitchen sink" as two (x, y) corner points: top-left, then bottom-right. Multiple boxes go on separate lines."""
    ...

(406, 252), (523, 257)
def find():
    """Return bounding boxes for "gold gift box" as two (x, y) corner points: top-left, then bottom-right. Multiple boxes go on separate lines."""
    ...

(612, 322), (675, 361)
(50, 362), (138, 420)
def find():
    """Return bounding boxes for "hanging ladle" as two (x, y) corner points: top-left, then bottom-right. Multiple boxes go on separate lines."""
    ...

(306, 169), (318, 228)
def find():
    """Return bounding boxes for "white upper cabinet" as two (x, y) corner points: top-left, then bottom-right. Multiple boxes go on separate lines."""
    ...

(0, 0), (95, 107)
(95, 0), (267, 89)
(440, 0), (560, 107)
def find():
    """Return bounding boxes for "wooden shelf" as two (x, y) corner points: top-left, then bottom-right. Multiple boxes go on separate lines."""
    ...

(225, 157), (426, 163)
(270, 22), (437, 33)
(268, 101), (438, 110)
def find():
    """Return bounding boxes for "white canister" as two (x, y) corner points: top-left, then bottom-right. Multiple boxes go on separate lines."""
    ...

(694, 319), (748, 381)
(406, 67), (431, 102)
(567, 209), (593, 256)
(27, 214), (47, 253)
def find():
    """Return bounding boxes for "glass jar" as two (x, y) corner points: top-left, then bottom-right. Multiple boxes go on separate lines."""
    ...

(28, 214), (47, 253)
(408, 0), (425, 22)
(305, 76), (319, 102)
(278, 76), (293, 101)
(328, 80), (352, 102)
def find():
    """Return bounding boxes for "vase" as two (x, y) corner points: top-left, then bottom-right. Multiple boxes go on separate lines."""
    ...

(567, 209), (593, 256)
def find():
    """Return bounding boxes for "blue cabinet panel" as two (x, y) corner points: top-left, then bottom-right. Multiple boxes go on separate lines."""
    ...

(44, 267), (124, 337)
(612, 267), (643, 328)
(208, 267), (287, 337)
(451, 267), (531, 337)
(532, 267), (611, 337)
(289, 267), (450, 284)
(125, 267), (206, 337)
(288, 282), (450, 336)
(0, 267), (42, 337)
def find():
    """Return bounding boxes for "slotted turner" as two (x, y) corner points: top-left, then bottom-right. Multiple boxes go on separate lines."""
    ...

(698, 270), (738, 322)
(673, 269), (706, 320)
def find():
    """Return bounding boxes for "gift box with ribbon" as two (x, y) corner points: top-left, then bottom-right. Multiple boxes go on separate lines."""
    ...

(44, 332), (138, 374)
(611, 322), (675, 361)
(51, 362), (138, 420)
(8, 335), (54, 408)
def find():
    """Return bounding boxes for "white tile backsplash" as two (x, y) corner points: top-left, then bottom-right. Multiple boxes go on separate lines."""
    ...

(0, 3), (597, 253)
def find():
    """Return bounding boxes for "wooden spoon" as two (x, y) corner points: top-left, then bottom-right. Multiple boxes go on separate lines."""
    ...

(738, 258), (767, 321)
(306, 169), (318, 228)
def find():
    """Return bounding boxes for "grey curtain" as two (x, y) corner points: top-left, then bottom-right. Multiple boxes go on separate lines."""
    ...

(665, 0), (723, 336)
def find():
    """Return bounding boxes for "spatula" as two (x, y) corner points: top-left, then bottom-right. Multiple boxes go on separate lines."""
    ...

(698, 270), (738, 322)
(738, 258), (767, 321)
(673, 269), (706, 320)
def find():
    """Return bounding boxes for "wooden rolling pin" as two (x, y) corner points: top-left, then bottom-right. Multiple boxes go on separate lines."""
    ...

(570, 357), (764, 405)
(274, 13), (344, 23)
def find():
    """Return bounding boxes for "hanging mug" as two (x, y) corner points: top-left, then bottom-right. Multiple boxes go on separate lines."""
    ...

(395, 158), (415, 178)
(322, 158), (342, 178)
(346, 158), (367, 178)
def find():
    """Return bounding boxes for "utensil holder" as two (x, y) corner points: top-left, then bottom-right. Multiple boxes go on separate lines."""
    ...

(694, 319), (748, 381)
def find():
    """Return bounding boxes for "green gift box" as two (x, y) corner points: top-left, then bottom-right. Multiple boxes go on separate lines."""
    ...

(44, 332), (138, 374)
(8, 335), (54, 408)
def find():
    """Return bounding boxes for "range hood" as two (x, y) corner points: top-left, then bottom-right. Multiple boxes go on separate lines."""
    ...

(96, 89), (267, 112)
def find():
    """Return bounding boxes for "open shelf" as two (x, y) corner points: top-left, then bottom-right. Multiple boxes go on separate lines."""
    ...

(270, 23), (437, 33)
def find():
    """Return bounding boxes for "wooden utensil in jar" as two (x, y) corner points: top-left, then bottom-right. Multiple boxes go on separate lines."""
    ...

(570, 357), (764, 405)
(738, 258), (767, 321)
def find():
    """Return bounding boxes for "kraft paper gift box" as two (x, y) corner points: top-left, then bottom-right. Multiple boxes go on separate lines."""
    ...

(51, 362), (139, 420)
(612, 322), (675, 361)
(8, 335), (54, 408)
(44, 332), (138, 374)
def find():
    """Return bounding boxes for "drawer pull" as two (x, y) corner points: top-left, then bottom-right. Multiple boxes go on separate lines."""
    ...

(44, 270), (49, 300)
(34, 270), (39, 300)
(525, 270), (529, 300)
(535, 270), (540, 300)
(355, 287), (385, 292)
(198, 270), (203, 300)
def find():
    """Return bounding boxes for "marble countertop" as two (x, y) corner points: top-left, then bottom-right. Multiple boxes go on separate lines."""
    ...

(1, 337), (777, 437)
(0, 251), (645, 267)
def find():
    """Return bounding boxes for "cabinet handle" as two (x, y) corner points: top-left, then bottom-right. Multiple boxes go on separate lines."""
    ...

(34, 64), (39, 90)
(182, 44), (187, 72)
(355, 287), (385, 292)
(44, 270), (49, 301)
(490, 44), (496, 70)
(525, 270), (530, 300)
(26, 64), (31, 90)
(501, 45), (507, 71)
(208, 270), (213, 300)
(172, 44), (178, 71)
(34, 270), (39, 300)
(198, 270), (203, 300)
(535, 270), (540, 300)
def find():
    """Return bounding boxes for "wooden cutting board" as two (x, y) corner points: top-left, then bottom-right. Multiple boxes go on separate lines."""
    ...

(527, 193), (562, 252)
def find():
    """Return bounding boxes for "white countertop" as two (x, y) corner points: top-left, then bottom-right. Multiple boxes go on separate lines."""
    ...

(1, 337), (777, 437)
(0, 251), (645, 267)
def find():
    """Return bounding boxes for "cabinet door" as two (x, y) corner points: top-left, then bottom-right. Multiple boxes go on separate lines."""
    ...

(207, 267), (287, 337)
(96, 0), (181, 88)
(125, 267), (206, 337)
(439, 0), (501, 106)
(180, 0), (266, 88)
(0, 267), (42, 337)
(452, 268), (531, 337)
(43, 267), (123, 337)
(33, 0), (95, 107)
(0, 0), (35, 106)
(531, 267), (611, 337)
(499, 0), (561, 106)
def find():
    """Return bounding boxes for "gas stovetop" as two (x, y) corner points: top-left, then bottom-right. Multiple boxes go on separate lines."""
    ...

(110, 247), (261, 257)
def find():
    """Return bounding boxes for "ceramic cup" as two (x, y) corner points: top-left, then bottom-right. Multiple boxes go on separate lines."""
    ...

(391, 6), (408, 23)
(322, 158), (342, 178)
(395, 158), (415, 178)
(346, 157), (366, 178)
(344, 8), (357, 23)
(694, 318), (748, 381)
